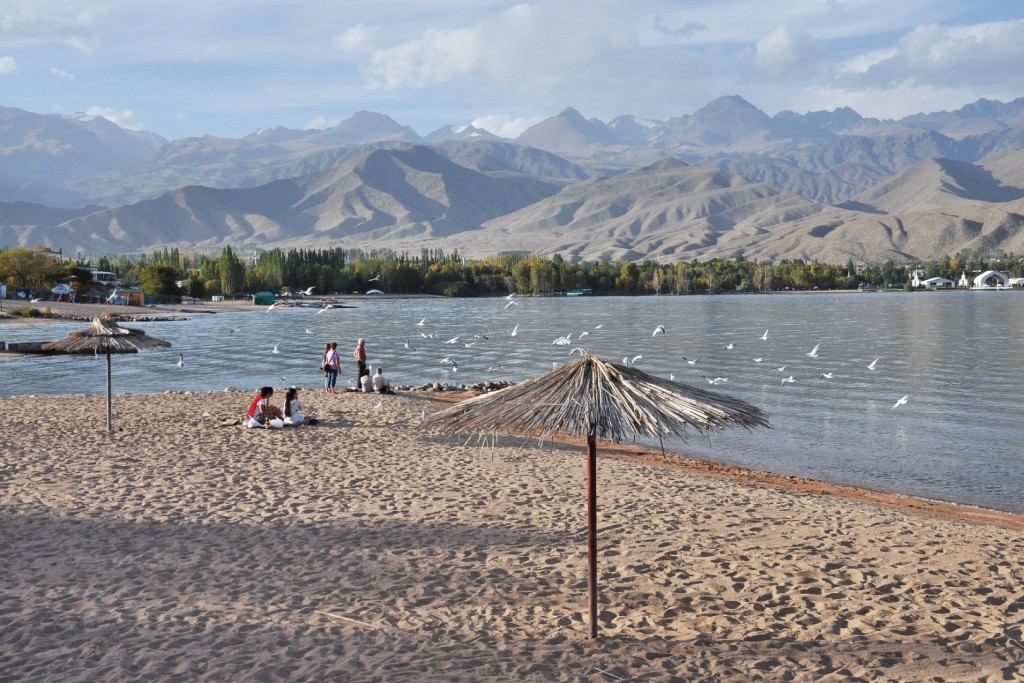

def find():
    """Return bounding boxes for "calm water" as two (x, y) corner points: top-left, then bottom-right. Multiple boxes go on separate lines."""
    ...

(3, 292), (1023, 513)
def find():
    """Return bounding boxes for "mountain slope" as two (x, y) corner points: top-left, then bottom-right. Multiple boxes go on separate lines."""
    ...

(852, 158), (1024, 213)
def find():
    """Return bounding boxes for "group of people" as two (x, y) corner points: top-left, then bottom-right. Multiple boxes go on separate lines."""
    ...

(322, 338), (392, 394)
(244, 386), (316, 428)
(244, 338), (393, 429)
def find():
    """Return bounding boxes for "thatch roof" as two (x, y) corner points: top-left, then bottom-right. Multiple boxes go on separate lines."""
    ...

(429, 350), (769, 442)
(42, 317), (172, 355)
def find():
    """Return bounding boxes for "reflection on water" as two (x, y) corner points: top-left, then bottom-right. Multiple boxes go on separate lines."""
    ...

(3, 292), (1023, 513)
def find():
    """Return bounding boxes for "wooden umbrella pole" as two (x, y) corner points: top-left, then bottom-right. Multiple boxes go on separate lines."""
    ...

(587, 430), (598, 639)
(106, 352), (113, 432)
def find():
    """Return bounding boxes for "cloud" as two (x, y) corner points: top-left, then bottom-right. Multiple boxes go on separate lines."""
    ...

(365, 26), (482, 89)
(754, 25), (827, 79)
(652, 15), (707, 40)
(0, 56), (17, 74)
(471, 114), (542, 139)
(0, 6), (101, 53)
(85, 106), (145, 131)
(334, 23), (380, 53)
(305, 115), (340, 130)
(49, 67), (75, 79)
(838, 19), (1024, 91)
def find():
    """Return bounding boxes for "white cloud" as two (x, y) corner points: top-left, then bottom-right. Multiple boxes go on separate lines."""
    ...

(471, 114), (542, 139)
(754, 25), (827, 79)
(839, 19), (1024, 90)
(334, 23), (380, 53)
(365, 26), (482, 89)
(305, 115), (340, 130)
(85, 106), (145, 131)
(49, 67), (75, 79)
(0, 6), (101, 53)
(0, 56), (18, 74)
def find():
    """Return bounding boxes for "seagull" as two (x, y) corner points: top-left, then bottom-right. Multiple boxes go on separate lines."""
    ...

(473, 334), (489, 340)
(594, 324), (604, 330)
(819, 372), (834, 379)
(703, 375), (728, 385)
(891, 394), (909, 410)
(776, 365), (787, 372)
(630, 354), (643, 365)
(177, 353), (184, 367)
(368, 275), (381, 282)
(752, 357), (764, 363)
(441, 356), (459, 369)
(504, 300), (519, 310)
(570, 347), (585, 356)
(404, 337), (416, 351)
(463, 341), (477, 348)
(806, 343), (820, 358)
(445, 336), (460, 345)
(781, 375), (797, 386)
(868, 358), (880, 370)
(653, 325), (667, 337)
(229, 326), (240, 333)
(552, 334), (572, 346)
(683, 357), (699, 365)
(724, 342), (735, 350)
(305, 328), (313, 335)
(760, 329), (769, 341)
(510, 323), (519, 337)
(577, 331), (589, 339)
(266, 302), (279, 312)
(416, 318), (426, 326)
(315, 304), (334, 315)
(669, 373), (675, 381)
(271, 344), (280, 354)
(505, 292), (515, 300)
(301, 286), (315, 295)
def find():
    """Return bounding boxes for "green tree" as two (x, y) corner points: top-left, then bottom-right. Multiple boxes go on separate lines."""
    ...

(0, 247), (64, 288)
(139, 265), (181, 298)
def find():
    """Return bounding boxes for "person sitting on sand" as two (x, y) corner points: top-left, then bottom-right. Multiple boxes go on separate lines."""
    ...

(283, 387), (317, 425)
(245, 386), (283, 427)
(359, 371), (373, 393)
(371, 366), (393, 394)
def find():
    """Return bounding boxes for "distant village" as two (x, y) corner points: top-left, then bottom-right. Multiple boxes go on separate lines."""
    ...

(909, 269), (1024, 290)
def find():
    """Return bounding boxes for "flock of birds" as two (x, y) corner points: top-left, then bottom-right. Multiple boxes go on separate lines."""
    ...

(173, 290), (911, 412)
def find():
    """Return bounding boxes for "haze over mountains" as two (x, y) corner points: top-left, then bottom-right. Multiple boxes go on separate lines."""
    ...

(3, 95), (1024, 264)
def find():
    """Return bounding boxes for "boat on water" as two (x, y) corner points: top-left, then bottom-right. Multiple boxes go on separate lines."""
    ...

(566, 288), (593, 297)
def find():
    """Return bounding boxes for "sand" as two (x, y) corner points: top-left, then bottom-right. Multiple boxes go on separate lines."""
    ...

(2, 389), (1023, 682)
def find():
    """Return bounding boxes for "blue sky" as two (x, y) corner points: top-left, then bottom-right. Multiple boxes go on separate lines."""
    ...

(2, 0), (1024, 141)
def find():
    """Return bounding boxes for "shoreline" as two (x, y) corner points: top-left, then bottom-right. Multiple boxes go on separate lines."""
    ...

(3, 388), (1023, 680)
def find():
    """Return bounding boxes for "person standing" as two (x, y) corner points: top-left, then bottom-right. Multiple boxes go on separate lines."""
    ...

(353, 338), (368, 390)
(323, 342), (340, 393)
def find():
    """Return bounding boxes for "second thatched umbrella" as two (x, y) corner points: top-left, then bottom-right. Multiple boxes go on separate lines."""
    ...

(427, 349), (769, 638)
(42, 316), (172, 431)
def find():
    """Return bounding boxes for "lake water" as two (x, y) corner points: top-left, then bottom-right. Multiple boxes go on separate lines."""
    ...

(2, 292), (1022, 514)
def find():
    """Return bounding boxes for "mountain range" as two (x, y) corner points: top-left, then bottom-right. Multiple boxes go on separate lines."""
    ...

(3, 95), (1024, 263)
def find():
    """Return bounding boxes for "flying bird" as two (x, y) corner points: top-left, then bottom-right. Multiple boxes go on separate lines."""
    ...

(177, 353), (184, 368)
(752, 357), (764, 363)
(305, 328), (313, 335)
(504, 300), (519, 310)
(594, 324), (604, 329)
(368, 275), (381, 282)
(868, 358), (880, 370)
(577, 331), (589, 339)
(445, 336), (460, 345)
(652, 325), (667, 337)
(776, 365), (787, 372)
(570, 347), (585, 356)
(416, 318), (426, 326)
(552, 334), (572, 346)
(229, 326), (240, 334)
(891, 394), (910, 410)
(683, 357), (699, 365)
(819, 372), (834, 379)
(266, 302), (279, 312)
(404, 337), (416, 351)
(703, 375), (728, 385)
(806, 343), (820, 358)
(505, 292), (515, 300)
(315, 304), (334, 315)
(630, 354), (643, 366)
(760, 329), (769, 341)
(301, 286), (315, 295)
(510, 323), (519, 337)
(781, 375), (797, 386)
(271, 344), (280, 354)
(724, 342), (735, 350)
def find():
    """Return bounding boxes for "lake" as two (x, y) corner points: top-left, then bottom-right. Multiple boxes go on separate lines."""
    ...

(2, 291), (1022, 513)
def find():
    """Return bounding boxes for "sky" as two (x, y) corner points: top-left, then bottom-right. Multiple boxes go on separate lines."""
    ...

(2, 0), (1024, 141)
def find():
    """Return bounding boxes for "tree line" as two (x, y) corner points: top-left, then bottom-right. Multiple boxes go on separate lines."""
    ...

(3, 244), (1023, 300)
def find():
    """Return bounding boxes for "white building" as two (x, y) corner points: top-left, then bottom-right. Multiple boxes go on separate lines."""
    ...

(920, 276), (955, 289)
(972, 270), (1010, 289)
(958, 271), (971, 288)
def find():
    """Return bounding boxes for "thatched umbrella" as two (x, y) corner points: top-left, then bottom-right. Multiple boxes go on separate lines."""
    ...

(428, 349), (769, 638)
(42, 316), (172, 431)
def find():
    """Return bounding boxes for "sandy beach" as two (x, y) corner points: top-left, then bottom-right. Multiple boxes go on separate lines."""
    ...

(2, 388), (1023, 682)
